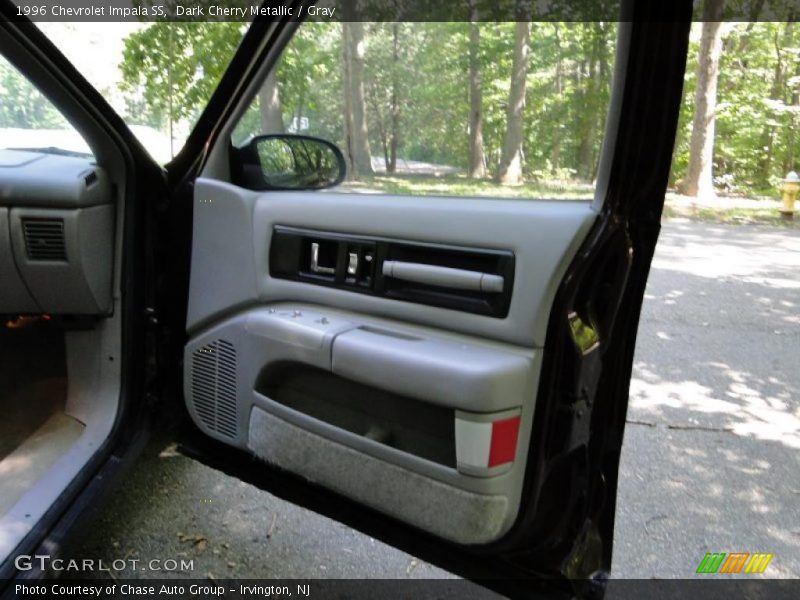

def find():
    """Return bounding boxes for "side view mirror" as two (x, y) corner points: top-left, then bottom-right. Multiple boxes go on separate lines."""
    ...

(235, 134), (347, 191)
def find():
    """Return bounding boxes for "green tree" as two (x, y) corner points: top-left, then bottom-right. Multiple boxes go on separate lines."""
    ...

(683, 0), (726, 198)
(497, 21), (530, 184)
(0, 58), (68, 129)
(119, 20), (622, 186)
(467, 1), (486, 178)
(119, 22), (246, 135)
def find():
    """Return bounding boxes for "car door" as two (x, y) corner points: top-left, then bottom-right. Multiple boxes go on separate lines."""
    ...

(0, 2), (166, 586)
(159, 2), (691, 596)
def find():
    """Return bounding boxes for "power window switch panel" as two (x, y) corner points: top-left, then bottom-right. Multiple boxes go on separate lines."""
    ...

(244, 307), (356, 370)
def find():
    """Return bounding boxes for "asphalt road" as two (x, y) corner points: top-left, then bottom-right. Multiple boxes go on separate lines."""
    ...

(62, 219), (800, 581)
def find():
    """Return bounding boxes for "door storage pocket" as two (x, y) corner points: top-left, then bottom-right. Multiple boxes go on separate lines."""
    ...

(247, 406), (509, 545)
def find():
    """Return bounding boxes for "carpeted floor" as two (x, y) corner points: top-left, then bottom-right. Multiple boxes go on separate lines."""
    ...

(0, 321), (68, 460)
(0, 321), (82, 514)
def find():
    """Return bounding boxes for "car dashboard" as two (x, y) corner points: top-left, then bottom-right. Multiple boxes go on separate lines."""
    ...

(0, 149), (114, 316)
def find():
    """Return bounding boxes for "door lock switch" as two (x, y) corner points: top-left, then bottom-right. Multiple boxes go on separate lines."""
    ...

(347, 252), (359, 276)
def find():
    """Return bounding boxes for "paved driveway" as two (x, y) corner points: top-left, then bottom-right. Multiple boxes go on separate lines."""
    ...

(614, 219), (800, 578)
(64, 220), (800, 580)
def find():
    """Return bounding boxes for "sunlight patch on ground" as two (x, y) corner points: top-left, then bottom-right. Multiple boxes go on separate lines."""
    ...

(630, 361), (800, 449)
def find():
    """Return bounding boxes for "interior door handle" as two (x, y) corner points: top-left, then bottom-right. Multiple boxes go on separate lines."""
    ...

(382, 260), (504, 293)
(310, 242), (336, 275)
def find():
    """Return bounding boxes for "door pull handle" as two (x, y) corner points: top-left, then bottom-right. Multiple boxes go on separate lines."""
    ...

(310, 242), (336, 275)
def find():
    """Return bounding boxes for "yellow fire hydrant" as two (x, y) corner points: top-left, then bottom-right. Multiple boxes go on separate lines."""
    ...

(780, 171), (800, 220)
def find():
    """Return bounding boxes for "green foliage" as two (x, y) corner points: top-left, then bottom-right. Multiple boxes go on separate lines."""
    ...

(0, 57), (68, 129)
(361, 21), (612, 180)
(233, 23), (342, 145)
(114, 19), (800, 195)
(118, 20), (615, 179)
(118, 21), (246, 129)
(278, 22), (343, 141)
(672, 22), (800, 193)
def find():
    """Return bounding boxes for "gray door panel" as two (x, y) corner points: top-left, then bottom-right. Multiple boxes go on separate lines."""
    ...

(185, 177), (596, 544)
(187, 178), (596, 347)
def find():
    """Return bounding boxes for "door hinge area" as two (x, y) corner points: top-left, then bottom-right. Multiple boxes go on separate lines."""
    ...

(555, 394), (593, 455)
(144, 306), (158, 325)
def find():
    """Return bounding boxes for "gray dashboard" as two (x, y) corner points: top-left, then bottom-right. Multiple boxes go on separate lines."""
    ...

(0, 149), (114, 315)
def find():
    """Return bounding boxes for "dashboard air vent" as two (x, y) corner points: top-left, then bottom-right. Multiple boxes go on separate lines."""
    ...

(22, 218), (67, 261)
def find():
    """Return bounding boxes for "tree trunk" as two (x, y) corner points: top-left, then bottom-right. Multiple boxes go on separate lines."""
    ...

(341, 21), (356, 177)
(783, 54), (800, 174)
(367, 85), (389, 170)
(758, 25), (789, 183)
(341, 10), (373, 179)
(683, 0), (726, 198)
(259, 68), (283, 133)
(497, 21), (530, 185)
(293, 80), (306, 134)
(551, 23), (562, 174)
(576, 27), (597, 180)
(467, 2), (486, 178)
(591, 22), (610, 179)
(388, 23), (400, 174)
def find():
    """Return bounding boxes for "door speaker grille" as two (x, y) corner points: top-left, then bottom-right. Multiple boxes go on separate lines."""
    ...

(22, 218), (67, 261)
(191, 339), (238, 439)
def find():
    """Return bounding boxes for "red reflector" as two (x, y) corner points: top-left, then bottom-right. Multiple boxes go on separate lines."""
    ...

(488, 416), (521, 467)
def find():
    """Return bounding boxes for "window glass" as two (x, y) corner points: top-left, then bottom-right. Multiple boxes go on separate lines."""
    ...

(0, 52), (90, 157)
(32, 22), (248, 163)
(232, 21), (618, 199)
